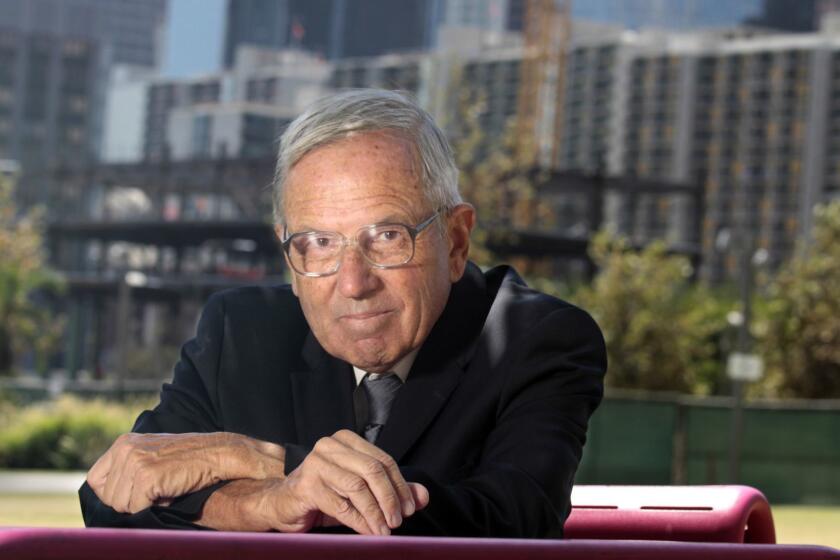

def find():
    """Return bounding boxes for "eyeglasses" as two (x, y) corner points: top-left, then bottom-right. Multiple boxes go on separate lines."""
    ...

(281, 211), (440, 277)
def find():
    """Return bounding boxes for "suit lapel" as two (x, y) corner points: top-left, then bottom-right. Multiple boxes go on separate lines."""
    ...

(289, 332), (356, 447)
(375, 357), (464, 463)
(375, 263), (492, 462)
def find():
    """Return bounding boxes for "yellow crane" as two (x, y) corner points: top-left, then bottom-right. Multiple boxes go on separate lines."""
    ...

(516, 0), (572, 167)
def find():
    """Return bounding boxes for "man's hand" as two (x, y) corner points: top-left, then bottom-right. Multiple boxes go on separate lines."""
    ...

(197, 430), (429, 534)
(86, 432), (285, 514)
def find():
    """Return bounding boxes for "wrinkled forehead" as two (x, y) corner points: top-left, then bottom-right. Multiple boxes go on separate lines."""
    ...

(283, 131), (431, 226)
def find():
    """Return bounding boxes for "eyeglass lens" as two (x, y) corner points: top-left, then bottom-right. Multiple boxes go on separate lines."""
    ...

(288, 224), (414, 274)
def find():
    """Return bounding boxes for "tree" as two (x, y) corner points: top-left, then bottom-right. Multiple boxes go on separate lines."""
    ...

(0, 174), (64, 375)
(756, 201), (840, 398)
(573, 231), (730, 394)
(447, 85), (555, 276)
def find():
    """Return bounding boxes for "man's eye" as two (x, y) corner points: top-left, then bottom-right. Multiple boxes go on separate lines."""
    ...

(293, 235), (336, 254)
(376, 229), (405, 242)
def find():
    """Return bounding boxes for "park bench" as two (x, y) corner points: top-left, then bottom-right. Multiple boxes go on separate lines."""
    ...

(0, 485), (837, 559)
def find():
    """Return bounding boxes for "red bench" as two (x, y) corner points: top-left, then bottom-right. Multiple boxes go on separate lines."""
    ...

(0, 528), (837, 560)
(565, 485), (776, 543)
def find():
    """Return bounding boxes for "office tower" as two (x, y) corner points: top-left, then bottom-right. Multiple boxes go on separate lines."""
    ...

(222, 0), (288, 68)
(553, 27), (839, 280)
(0, 0), (168, 201)
(145, 47), (330, 162)
(223, 0), (440, 63)
(0, 29), (100, 191)
(0, 0), (167, 68)
(745, 0), (819, 32)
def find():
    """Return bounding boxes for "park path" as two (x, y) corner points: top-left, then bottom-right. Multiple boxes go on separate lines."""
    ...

(0, 470), (86, 494)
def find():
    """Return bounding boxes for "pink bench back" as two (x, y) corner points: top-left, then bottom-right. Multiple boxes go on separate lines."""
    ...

(566, 485), (776, 543)
(0, 529), (837, 560)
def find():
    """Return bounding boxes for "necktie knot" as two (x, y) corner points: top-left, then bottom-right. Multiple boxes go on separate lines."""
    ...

(361, 373), (402, 443)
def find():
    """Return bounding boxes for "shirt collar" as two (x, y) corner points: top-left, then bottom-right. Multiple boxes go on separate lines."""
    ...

(353, 347), (420, 386)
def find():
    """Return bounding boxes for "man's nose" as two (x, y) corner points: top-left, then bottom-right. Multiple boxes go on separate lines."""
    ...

(336, 245), (380, 299)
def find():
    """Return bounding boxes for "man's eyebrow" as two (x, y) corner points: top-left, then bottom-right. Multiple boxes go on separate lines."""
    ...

(290, 214), (416, 233)
(288, 224), (321, 233)
(376, 214), (413, 224)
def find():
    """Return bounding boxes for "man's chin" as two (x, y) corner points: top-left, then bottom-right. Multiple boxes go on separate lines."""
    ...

(341, 339), (401, 372)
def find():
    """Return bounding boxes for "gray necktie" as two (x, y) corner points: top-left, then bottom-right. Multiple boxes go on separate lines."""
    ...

(361, 373), (403, 443)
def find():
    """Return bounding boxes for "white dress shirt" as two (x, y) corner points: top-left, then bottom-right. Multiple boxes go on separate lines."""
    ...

(352, 347), (420, 386)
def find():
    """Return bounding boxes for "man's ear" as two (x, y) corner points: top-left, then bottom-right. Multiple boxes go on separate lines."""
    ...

(445, 203), (476, 283)
(275, 224), (300, 296)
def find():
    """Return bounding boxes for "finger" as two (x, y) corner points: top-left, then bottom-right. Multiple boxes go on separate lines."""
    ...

(316, 487), (379, 535)
(127, 470), (157, 514)
(321, 449), (403, 528)
(86, 449), (114, 495)
(408, 482), (430, 511)
(332, 430), (414, 518)
(313, 456), (391, 535)
(101, 442), (132, 509)
(111, 475), (136, 514)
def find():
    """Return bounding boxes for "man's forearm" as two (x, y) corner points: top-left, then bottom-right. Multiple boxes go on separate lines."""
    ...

(193, 430), (431, 535)
(194, 478), (284, 531)
(86, 432), (287, 515)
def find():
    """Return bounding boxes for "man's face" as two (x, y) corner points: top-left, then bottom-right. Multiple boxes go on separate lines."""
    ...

(280, 131), (474, 372)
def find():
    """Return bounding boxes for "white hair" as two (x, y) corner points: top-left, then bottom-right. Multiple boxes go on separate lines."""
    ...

(272, 89), (461, 224)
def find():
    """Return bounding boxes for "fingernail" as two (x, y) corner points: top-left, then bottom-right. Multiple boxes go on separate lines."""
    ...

(390, 512), (402, 527)
(380, 524), (391, 536)
(403, 500), (415, 516)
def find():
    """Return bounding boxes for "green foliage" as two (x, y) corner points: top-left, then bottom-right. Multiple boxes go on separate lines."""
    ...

(755, 201), (840, 398)
(0, 175), (65, 375)
(0, 395), (151, 469)
(573, 231), (731, 394)
(448, 87), (552, 274)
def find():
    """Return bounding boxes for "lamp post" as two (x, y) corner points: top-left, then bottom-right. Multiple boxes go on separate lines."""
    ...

(115, 271), (149, 400)
(716, 228), (765, 483)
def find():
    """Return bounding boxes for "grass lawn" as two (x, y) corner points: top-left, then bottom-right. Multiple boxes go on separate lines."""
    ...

(772, 505), (840, 549)
(0, 494), (83, 528)
(0, 494), (837, 549)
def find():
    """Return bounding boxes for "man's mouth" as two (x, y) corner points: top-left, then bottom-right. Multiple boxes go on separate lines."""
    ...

(340, 310), (392, 321)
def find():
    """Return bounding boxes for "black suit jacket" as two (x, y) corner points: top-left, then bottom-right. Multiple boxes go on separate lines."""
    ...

(80, 263), (606, 537)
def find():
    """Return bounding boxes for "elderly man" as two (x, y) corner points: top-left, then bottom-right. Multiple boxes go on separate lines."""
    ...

(80, 89), (606, 537)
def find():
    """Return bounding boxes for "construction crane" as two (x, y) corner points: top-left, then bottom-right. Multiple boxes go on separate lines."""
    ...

(516, 0), (572, 168)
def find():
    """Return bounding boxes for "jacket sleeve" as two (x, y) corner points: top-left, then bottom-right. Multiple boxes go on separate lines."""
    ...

(394, 305), (607, 538)
(79, 293), (230, 529)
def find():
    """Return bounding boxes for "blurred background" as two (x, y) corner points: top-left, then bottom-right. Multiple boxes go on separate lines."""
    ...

(0, 0), (838, 544)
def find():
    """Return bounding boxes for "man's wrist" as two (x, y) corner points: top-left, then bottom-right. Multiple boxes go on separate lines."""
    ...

(197, 478), (280, 531)
(218, 433), (286, 481)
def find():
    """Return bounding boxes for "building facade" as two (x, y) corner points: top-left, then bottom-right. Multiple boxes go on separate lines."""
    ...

(223, 0), (442, 63)
(0, 0), (167, 69)
(0, 28), (101, 186)
(550, 27), (840, 280)
(140, 47), (331, 163)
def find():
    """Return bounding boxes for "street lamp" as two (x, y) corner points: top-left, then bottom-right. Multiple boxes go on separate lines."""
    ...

(715, 227), (766, 483)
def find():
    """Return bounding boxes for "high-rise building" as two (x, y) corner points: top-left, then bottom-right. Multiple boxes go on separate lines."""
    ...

(440, 0), (509, 32)
(549, 26), (840, 281)
(144, 47), (331, 162)
(0, 28), (101, 189)
(222, 0), (288, 68)
(0, 0), (167, 68)
(223, 0), (441, 64)
(745, 0), (820, 32)
(0, 0), (168, 205)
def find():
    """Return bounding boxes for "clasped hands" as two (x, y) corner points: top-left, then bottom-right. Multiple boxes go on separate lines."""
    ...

(86, 429), (429, 535)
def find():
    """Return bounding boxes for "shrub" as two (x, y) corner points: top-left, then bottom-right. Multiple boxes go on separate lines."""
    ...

(0, 395), (152, 470)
